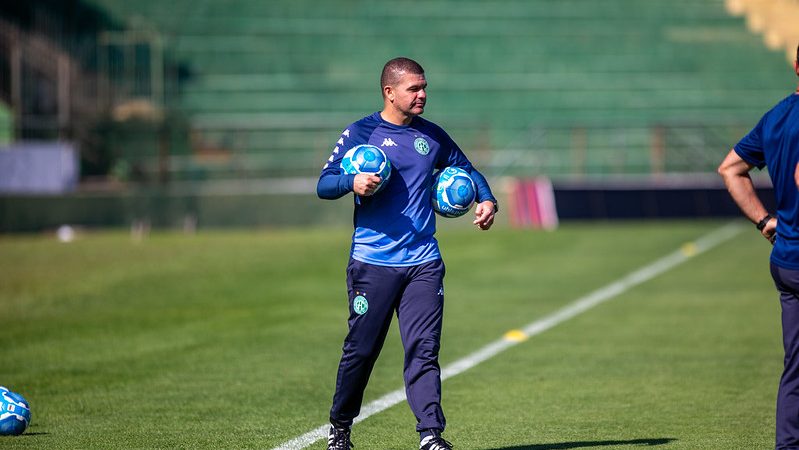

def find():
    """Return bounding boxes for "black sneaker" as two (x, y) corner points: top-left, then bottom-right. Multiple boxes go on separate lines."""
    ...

(420, 431), (452, 450)
(327, 425), (354, 450)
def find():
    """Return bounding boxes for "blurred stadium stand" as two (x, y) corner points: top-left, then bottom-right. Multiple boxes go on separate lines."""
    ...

(0, 0), (795, 230)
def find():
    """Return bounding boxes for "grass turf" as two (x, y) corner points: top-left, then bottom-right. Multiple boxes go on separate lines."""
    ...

(0, 221), (781, 449)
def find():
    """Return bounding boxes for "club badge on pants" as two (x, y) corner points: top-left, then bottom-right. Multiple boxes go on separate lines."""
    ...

(353, 294), (369, 315)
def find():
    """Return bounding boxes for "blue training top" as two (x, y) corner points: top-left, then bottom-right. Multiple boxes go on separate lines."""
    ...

(735, 93), (799, 270)
(317, 112), (496, 267)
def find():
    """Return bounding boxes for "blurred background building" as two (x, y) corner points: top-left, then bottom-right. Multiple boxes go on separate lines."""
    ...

(0, 0), (796, 231)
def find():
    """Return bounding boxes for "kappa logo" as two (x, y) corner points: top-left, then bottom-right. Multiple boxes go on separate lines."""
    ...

(382, 138), (397, 147)
(342, 129), (350, 137)
(337, 137), (344, 146)
(437, 285), (444, 296)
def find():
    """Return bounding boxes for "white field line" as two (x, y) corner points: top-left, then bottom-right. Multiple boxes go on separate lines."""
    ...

(272, 222), (744, 450)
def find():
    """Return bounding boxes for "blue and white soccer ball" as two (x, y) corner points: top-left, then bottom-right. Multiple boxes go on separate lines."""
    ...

(340, 144), (392, 193)
(0, 387), (31, 436)
(432, 167), (477, 218)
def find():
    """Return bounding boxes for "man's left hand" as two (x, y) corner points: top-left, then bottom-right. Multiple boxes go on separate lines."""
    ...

(473, 200), (496, 230)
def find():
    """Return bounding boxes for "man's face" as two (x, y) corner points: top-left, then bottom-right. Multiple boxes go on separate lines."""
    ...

(388, 72), (427, 117)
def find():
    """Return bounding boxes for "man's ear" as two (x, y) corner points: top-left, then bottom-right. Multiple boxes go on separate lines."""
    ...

(383, 85), (394, 102)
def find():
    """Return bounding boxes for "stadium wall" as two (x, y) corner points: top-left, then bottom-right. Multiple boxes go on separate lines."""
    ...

(552, 182), (775, 220)
(0, 188), (349, 233)
(0, 177), (775, 232)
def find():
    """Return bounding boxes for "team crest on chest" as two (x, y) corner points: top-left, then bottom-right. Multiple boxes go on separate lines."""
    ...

(414, 137), (430, 155)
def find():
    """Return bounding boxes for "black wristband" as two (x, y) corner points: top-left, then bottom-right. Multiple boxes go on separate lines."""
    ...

(756, 214), (773, 231)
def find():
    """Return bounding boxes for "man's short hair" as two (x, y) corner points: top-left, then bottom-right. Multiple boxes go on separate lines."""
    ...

(380, 57), (424, 92)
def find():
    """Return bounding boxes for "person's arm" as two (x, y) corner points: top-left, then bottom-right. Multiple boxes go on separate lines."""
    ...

(317, 122), (384, 199)
(718, 148), (776, 242)
(468, 167), (497, 231)
(433, 125), (497, 230)
(317, 173), (355, 200)
(317, 172), (383, 199)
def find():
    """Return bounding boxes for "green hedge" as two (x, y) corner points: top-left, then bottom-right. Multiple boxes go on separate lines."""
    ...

(0, 190), (352, 232)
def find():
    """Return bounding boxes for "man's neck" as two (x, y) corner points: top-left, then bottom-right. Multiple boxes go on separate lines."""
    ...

(380, 109), (414, 126)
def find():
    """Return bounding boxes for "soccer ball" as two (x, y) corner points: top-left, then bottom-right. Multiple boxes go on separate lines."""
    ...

(340, 144), (392, 193)
(432, 167), (476, 218)
(0, 387), (31, 436)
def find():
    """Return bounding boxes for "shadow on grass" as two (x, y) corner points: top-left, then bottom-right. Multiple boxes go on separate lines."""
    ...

(488, 437), (676, 450)
(2, 432), (50, 437)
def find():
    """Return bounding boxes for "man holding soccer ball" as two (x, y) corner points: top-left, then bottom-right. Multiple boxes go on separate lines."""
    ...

(317, 57), (498, 450)
(718, 44), (799, 450)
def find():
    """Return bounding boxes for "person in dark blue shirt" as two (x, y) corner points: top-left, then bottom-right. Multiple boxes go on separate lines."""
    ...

(318, 57), (497, 450)
(718, 44), (799, 450)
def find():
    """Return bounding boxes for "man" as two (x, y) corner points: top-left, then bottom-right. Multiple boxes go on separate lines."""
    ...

(718, 44), (799, 450)
(316, 57), (498, 450)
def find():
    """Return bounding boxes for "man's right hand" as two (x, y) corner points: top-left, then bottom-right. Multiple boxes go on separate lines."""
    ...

(762, 217), (778, 244)
(353, 173), (382, 196)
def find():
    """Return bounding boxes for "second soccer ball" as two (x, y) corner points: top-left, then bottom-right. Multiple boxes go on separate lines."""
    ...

(432, 167), (476, 218)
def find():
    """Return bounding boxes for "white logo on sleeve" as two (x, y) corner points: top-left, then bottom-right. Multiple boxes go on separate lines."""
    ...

(343, 129), (350, 137)
(337, 138), (344, 146)
(381, 138), (397, 147)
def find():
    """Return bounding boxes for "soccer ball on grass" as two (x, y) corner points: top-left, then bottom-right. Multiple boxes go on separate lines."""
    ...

(0, 386), (31, 436)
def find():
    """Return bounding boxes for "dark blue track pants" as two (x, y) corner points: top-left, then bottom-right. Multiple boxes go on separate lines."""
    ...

(771, 262), (799, 449)
(330, 258), (446, 432)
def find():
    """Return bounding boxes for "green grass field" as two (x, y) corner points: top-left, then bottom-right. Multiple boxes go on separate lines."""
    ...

(0, 221), (782, 449)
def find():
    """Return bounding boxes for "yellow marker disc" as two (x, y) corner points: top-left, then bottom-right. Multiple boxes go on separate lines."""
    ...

(503, 329), (529, 342)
